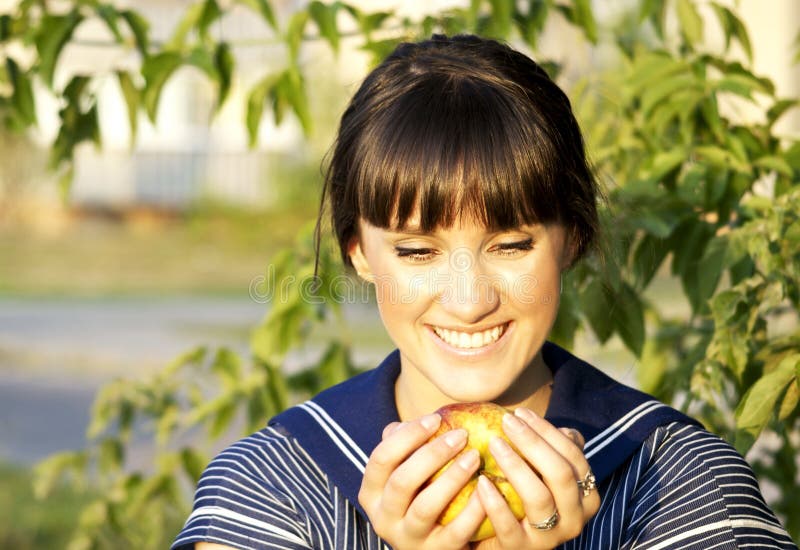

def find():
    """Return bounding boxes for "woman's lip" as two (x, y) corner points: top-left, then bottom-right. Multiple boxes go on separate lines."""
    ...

(426, 321), (513, 357)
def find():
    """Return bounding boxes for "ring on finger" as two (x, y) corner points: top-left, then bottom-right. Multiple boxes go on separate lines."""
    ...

(530, 508), (559, 530)
(577, 469), (597, 497)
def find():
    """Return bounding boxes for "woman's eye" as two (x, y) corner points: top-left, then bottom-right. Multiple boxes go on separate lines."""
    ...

(395, 247), (437, 262)
(492, 239), (534, 256)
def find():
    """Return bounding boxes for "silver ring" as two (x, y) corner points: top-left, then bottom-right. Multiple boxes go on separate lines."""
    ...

(530, 508), (559, 530)
(577, 469), (597, 497)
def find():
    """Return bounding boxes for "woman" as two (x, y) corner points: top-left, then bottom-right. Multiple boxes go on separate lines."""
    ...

(172, 35), (796, 549)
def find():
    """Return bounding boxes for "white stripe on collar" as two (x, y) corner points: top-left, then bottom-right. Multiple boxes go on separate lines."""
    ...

(584, 400), (666, 459)
(299, 400), (369, 471)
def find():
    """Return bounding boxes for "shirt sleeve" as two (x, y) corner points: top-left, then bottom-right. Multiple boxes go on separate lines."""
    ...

(171, 429), (318, 550)
(623, 423), (797, 549)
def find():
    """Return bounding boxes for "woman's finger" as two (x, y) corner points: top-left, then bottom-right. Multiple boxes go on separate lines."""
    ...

(359, 413), (441, 508)
(380, 428), (469, 518)
(508, 410), (600, 528)
(475, 474), (527, 547)
(514, 409), (588, 476)
(404, 448), (481, 536)
(487, 434), (555, 528)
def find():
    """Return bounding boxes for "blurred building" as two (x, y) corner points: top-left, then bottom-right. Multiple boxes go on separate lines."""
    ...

(5, 0), (799, 213)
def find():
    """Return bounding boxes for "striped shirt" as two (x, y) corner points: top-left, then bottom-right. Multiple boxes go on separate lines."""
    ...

(173, 343), (797, 549)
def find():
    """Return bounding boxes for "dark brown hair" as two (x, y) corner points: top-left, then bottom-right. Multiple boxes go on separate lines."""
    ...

(318, 34), (598, 267)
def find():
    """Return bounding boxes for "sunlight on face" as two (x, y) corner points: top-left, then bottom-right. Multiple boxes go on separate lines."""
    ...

(349, 214), (571, 418)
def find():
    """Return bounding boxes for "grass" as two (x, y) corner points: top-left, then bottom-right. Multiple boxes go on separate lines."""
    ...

(0, 201), (318, 297)
(0, 461), (92, 549)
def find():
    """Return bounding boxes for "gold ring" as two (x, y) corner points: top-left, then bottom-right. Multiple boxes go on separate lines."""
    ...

(530, 508), (559, 530)
(577, 469), (597, 497)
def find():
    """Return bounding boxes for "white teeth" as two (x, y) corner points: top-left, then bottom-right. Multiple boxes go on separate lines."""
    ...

(433, 324), (506, 349)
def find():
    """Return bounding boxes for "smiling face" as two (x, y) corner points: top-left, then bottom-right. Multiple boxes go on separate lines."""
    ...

(349, 215), (570, 419)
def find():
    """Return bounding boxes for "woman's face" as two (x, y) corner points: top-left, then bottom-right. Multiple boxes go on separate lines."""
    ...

(349, 213), (571, 417)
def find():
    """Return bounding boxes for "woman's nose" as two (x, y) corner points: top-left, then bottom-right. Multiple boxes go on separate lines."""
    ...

(435, 249), (500, 323)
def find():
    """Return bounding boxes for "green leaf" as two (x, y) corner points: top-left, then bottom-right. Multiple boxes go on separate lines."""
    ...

(211, 347), (242, 388)
(632, 234), (671, 288)
(214, 41), (234, 109)
(645, 149), (686, 183)
(186, 46), (217, 77)
(580, 277), (614, 343)
(640, 0), (668, 39)
(571, 0), (597, 43)
(612, 282), (645, 357)
(270, 67), (313, 135)
(484, 0), (513, 38)
(6, 58), (36, 126)
(766, 98), (798, 128)
(32, 451), (87, 499)
(237, 0), (278, 30)
(676, 0), (703, 47)
(682, 234), (727, 313)
(245, 73), (279, 146)
(36, 10), (84, 88)
(735, 353), (799, 453)
(670, 220), (714, 277)
(753, 155), (794, 177)
(625, 53), (687, 95)
(309, 1), (340, 54)
(116, 70), (139, 142)
(164, 345), (207, 377)
(141, 51), (183, 122)
(98, 437), (124, 472)
(637, 335), (669, 394)
(0, 14), (12, 42)
(716, 73), (772, 100)
(180, 447), (207, 484)
(727, 10), (752, 63)
(317, 342), (350, 388)
(119, 9), (150, 56)
(640, 74), (697, 116)
(95, 4), (124, 43)
(694, 145), (750, 174)
(286, 10), (310, 63)
(165, 1), (204, 51)
(779, 380), (799, 421)
(198, 0), (222, 42)
(710, 3), (752, 62)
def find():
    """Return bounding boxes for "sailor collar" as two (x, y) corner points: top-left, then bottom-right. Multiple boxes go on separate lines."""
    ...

(269, 341), (700, 519)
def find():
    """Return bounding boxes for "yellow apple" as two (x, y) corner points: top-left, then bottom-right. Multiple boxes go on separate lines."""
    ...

(424, 402), (525, 541)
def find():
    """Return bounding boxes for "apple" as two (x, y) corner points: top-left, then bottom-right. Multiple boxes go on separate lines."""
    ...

(424, 402), (525, 541)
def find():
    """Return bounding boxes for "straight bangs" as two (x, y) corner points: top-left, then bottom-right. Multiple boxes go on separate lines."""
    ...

(351, 74), (566, 233)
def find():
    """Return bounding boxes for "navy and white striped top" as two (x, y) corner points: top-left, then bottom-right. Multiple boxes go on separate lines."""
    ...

(173, 343), (797, 549)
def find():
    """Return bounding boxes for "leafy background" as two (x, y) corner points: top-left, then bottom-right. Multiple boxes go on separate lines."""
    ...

(1, 0), (798, 547)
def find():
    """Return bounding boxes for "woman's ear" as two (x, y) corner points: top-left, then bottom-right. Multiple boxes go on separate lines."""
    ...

(347, 236), (374, 283)
(561, 227), (579, 270)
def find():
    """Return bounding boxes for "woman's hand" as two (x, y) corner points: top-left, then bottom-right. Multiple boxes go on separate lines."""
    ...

(358, 414), (487, 550)
(472, 408), (600, 550)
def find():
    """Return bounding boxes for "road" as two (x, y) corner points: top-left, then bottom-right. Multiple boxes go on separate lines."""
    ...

(0, 296), (386, 466)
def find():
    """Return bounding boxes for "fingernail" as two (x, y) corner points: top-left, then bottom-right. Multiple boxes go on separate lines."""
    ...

(561, 427), (585, 449)
(477, 474), (496, 496)
(514, 407), (537, 421)
(420, 413), (440, 431)
(444, 428), (468, 447)
(489, 436), (512, 457)
(503, 412), (526, 433)
(457, 448), (479, 470)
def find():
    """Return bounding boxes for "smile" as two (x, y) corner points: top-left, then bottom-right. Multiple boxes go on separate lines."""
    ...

(431, 323), (509, 349)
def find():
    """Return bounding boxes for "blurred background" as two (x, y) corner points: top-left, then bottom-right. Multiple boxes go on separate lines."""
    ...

(1, 0), (798, 547)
